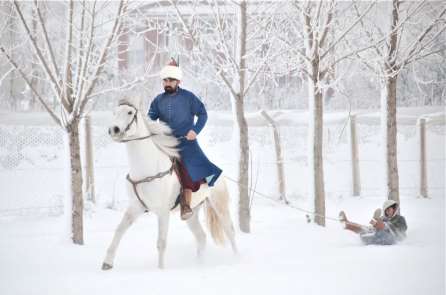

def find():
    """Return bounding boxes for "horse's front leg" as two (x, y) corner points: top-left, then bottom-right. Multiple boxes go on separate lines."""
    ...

(102, 206), (145, 270)
(156, 212), (170, 269)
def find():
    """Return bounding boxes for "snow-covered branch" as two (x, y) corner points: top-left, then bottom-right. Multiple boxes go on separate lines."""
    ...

(400, 7), (446, 68)
(0, 46), (60, 126)
(76, 1), (97, 103)
(11, 0), (63, 105)
(63, 0), (74, 109)
(320, 1), (375, 60)
(318, 0), (334, 47)
(33, 0), (61, 86)
(75, 0), (127, 118)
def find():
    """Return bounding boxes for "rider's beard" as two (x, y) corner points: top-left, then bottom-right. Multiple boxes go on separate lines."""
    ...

(164, 86), (177, 94)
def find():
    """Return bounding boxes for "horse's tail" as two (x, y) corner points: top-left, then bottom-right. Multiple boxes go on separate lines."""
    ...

(205, 178), (231, 246)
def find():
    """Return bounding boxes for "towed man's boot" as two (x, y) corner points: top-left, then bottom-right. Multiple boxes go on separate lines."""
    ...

(372, 208), (382, 221)
(339, 210), (365, 234)
(181, 189), (193, 220)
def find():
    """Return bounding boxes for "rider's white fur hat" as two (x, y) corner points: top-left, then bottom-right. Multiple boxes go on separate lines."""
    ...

(160, 58), (183, 81)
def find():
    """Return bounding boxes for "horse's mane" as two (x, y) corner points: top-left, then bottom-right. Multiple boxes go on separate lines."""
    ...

(144, 120), (180, 159)
(118, 97), (180, 159)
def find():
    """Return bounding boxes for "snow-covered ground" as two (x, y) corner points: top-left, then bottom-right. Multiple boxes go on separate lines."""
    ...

(0, 195), (444, 295)
(0, 107), (444, 295)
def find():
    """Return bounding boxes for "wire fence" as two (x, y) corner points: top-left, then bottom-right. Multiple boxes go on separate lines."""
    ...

(0, 111), (444, 217)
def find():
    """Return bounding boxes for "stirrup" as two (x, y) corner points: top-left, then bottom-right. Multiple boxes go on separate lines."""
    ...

(181, 205), (193, 220)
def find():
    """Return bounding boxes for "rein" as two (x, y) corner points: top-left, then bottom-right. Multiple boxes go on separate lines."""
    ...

(117, 134), (153, 143)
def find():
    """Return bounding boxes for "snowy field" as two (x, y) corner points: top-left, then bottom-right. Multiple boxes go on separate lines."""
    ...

(0, 107), (445, 295)
(0, 195), (444, 295)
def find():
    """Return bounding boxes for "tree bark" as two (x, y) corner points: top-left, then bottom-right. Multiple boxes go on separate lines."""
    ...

(349, 114), (361, 196)
(378, 0), (401, 203)
(68, 119), (84, 245)
(308, 75), (326, 227)
(83, 115), (95, 203)
(381, 75), (400, 203)
(235, 1), (250, 233)
(418, 118), (428, 198)
(234, 94), (250, 233)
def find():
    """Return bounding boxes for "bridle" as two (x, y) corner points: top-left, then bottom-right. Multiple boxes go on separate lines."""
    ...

(115, 102), (153, 143)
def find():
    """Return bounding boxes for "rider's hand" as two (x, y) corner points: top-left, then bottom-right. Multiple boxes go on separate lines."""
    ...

(186, 130), (197, 141)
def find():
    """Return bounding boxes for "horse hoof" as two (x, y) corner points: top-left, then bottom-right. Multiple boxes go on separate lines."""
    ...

(102, 263), (113, 270)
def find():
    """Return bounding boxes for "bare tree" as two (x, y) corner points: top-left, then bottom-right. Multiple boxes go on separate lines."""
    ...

(0, 0), (128, 244)
(170, 0), (280, 232)
(0, 1), (20, 110)
(352, 0), (446, 203)
(278, 0), (376, 226)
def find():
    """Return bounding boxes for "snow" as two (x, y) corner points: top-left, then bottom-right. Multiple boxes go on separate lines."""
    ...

(0, 195), (444, 295)
(0, 106), (445, 295)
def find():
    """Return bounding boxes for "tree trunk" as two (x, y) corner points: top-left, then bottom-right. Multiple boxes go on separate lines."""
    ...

(68, 120), (84, 245)
(83, 115), (95, 203)
(235, 1), (250, 233)
(381, 76), (400, 203)
(349, 114), (361, 196)
(308, 77), (326, 226)
(418, 118), (428, 198)
(234, 94), (250, 233)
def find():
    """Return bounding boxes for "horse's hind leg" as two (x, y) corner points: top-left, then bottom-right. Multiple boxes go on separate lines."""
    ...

(186, 205), (207, 257)
(102, 206), (145, 270)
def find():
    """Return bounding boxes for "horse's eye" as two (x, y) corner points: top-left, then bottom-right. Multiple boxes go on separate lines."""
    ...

(128, 111), (133, 115)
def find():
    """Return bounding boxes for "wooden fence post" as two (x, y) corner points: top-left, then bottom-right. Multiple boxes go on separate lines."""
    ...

(418, 117), (428, 198)
(260, 110), (288, 204)
(349, 114), (361, 196)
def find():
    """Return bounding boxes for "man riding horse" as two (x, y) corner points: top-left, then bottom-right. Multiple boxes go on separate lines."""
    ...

(148, 58), (222, 220)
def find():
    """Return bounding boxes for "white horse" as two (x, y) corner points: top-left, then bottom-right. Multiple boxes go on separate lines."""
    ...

(102, 96), (237, 270)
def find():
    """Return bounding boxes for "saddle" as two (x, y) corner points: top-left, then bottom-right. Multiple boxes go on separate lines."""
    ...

(171, 159), (210, 211)
(126, 158), (209, 213)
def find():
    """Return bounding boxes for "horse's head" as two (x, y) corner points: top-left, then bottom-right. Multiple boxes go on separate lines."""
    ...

(108, 97), (145, 142)
(109, 97), (180, 157)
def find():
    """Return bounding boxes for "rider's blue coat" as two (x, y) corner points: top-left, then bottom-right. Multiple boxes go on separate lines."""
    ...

(148, 87), (222, 186)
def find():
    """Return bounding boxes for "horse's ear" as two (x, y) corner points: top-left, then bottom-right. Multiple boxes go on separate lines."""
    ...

(118, 97), (129, 106)
(128, 96), (142, 110)
(119, 96), (142, 110)
(135, 96), (143, 111)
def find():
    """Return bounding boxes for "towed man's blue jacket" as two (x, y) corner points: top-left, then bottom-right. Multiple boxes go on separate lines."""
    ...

(148, 87), (222, 186)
